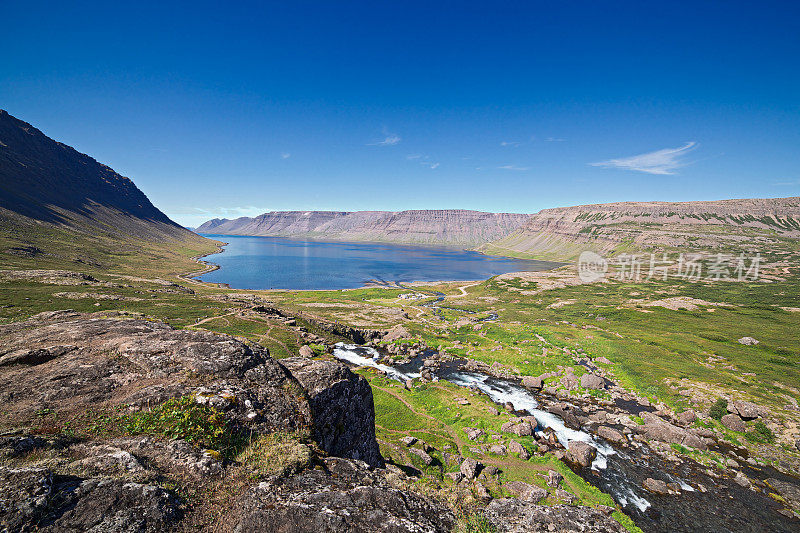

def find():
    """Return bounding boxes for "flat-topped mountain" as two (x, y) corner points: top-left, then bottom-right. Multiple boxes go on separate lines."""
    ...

(197, 209), (530, 246)
(480, 197), (800, 261)
(0, 110), (213, 267)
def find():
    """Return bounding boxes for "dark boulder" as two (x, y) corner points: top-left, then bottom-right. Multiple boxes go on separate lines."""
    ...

(281, 357), (384, 468)
(483, 498), (626, 532)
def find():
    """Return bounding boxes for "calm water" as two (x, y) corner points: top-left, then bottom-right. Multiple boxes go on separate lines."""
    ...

(197, 234), (561, 290)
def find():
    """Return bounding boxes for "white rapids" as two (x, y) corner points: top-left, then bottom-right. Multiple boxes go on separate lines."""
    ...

(331, 344), (651, 512)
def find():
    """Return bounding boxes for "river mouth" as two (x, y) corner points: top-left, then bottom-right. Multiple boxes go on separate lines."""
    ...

(331, 342), (800, 533)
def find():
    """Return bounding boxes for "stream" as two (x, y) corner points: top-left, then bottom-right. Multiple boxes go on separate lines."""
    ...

(331, 342), (800, 533)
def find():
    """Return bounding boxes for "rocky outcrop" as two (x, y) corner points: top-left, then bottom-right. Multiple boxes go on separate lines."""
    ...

(281, 357), (384, 468)
(0, 466), (182, 532)
(0, 311), (453, 532)
(637, 411), (708, 450)
(0, 311), (311, 435)
(565, 441), (597, 469)
(196, 209), (530, 247)
(483, 498), (625, 532)
(226, 457), (454, 532)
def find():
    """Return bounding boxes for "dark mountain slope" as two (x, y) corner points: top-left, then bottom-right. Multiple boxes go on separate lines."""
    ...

(0, 110), (215, 272)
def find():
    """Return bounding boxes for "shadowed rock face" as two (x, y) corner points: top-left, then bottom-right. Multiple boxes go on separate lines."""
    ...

(281, 358), (384, 468)
(227, 457), (454, 533)
(196, 209), (530, 246)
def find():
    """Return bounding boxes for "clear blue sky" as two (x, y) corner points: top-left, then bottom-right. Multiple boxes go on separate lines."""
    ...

(2, 1), (798, 226)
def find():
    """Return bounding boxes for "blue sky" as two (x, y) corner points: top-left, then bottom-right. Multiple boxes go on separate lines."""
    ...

(2, 1), (799, 227)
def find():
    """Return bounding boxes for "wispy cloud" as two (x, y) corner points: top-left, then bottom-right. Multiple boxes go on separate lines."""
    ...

(773, 179), (800, 186)
(166, 206), (273, 228)
(408, 154), (439, 169)
(281, 152), (291, 159)
(590, 142), (698, 175)
(368, 127), (401, 146)
(500, 141), (522, 147)
(545, 137), (565, 142)
(498, 165), (530, 171)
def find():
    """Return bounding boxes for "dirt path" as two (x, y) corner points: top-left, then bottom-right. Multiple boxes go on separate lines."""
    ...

(190, 311), (238, 327)
(450, 281), (483, 298)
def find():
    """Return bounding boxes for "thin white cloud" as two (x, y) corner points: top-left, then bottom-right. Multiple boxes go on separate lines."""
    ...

(406, 154), (422, 160)
(545, 137), (565, 142)
(427, 162), (440, 169)
(281, 152), (291, 159)
(590, 142), (698, 175)
(498, 165), (530, 171)
(167, 206), (272, 228)
(500, 141), (522, 147)
(368, 127), (401, 146)
(773, 179), (800, 186)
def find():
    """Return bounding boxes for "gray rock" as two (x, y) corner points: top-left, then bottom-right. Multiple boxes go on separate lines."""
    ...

(565, 441), (596, 468)
(409, 447), (434, 466)
(766, 478), (800, 510)
(522, 376), (544, 390)
(460, 457), (481, 479)
(282, 357), (384, 467)
(547, 470), (563, 488)
(298, 345), (314, 357)
(638, 412), (708, 450)
(507, 440), (530, 460)
(464, 427), (485, 441)
(678, 409), (698, 426)
(483, 498), (626, 532)
(580, 373), (605, 390)
(728, 400), (766, 420)
(445, 471), (463, 483)
(401, 436), (417, 447)
(0, 466), (181, 532)
(489, 444), (507, 456)
(230, 457), (454, 532)
(721, 413), (746, 432)
(504, 481), (548, 503)
(737, 336), (759, 345)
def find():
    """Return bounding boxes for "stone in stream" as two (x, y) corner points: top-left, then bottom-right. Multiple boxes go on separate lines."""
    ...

(721, 413), (746, 432)
(643, 477), (670, 495)
(597, 426), (626, 445)
(565, 441), (596, 469)
(460, 458), (481, 480)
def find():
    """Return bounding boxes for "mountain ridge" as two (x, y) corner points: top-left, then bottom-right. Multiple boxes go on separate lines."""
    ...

(197, 209), (531, 246)
(480, 196), (800, 261)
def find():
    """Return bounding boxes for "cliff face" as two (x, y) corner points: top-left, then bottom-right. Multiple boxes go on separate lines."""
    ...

(197, 209), (530, 246)
(480, 197), (800, 261)
(0, 110), (200, 244)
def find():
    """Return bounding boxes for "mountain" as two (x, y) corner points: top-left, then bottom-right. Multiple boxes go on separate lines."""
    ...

(196, 210), (530, 246)
(480, 197), (800, 261)
(0, 110), (214, 269)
